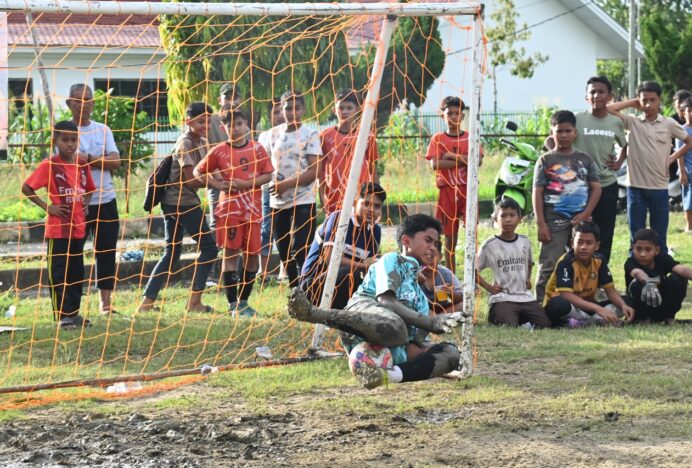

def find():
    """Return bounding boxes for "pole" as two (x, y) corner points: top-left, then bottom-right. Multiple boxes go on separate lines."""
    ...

(25, 12), (53, 122)
(0, 12), (8, 162)
(309, 16), (397, 353)
(627, 0), (637, 98)
(460, 9), (484, 377)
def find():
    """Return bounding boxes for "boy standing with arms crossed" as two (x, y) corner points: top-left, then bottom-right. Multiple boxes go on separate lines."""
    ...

(533, 110), (601, 303)
(607, 81), (692, 252)
(22, 121), (96, 329)
(195, 109), (274, 316)
(318, 88), (379, 215)
(425, 97), (481, 272)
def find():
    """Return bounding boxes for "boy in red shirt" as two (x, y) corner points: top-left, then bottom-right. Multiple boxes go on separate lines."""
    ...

(425, 97), (482, 272)
(318, 88), (379, 214)
(22, 121), (96, 329)
(195, 108), (274, 316)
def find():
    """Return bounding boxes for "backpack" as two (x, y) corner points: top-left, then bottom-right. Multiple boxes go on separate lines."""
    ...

(143, 155), (173, 213)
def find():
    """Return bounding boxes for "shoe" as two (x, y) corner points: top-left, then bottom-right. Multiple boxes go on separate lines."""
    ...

(567, 318), (591, 329)
(354, 362), (387, 389)
(237, 300), (258, 317)
(519, 322), (535, 331)
(59, 315), (91, 330)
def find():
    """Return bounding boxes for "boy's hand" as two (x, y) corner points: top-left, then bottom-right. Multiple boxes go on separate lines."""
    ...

(571, 212), (590, 226)
(213, 179), (230, 192)
(681, 169), (689, 186)
(605, 158), (624, 171)
(229, 179), (250, 191)
(47, 204), (70, 218)
(621, 304), (636, 323)
(594, 306), (620, 324)
(666, 155), (676, 168)
(537, 222), (551, 244)
(269, 180), (288, 197)
(525, 278), (532, 290)
(488, 282), (503, 295)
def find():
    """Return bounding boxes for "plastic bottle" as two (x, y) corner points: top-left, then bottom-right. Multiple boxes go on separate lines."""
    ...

(5, 305), (16, 319)
(106, 381), (143, 394)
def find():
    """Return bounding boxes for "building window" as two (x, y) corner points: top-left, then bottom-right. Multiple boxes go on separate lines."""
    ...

(8, 78), (33, 111)
(93, 79), (168, 120)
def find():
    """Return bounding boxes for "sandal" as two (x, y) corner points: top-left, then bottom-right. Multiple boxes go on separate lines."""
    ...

(59, 315), (91, 330)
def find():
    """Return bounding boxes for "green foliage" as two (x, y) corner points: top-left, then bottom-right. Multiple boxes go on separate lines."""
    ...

(0, 201), (46, 222)
(159, 0), (353, 124)
(376, 103), (429, 160)
(596, 59), (628, 100)
(8, 90), (151, 174)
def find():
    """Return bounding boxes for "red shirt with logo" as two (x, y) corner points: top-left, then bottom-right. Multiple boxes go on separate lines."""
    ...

(24, 155), (96, 239)
(425, 131), (482, 188)
(320, 127), (379, 213)
(195, 140), (274, 223)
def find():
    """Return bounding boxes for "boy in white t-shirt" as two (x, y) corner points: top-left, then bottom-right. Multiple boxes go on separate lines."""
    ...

(477, 198), (551, 328)
(265, 91), (322, 287)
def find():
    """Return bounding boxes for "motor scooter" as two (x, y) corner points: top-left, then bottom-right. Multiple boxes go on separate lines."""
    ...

(494, 121), (540, 214)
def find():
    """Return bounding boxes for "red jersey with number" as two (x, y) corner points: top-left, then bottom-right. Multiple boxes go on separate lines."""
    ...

(24, 155), (95, 239)
(320, 127), (379, 213)
(195, 140), (274, 223)
(425, 131), (482, 188)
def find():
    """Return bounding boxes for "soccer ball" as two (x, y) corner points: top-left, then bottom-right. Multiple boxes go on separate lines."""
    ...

(347, 342), (394, 377)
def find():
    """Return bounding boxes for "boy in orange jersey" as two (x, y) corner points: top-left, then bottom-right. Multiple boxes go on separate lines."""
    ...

(425, 96), (482, 272)
(195, 108), (274, 316)
(318, 88), (379, 214)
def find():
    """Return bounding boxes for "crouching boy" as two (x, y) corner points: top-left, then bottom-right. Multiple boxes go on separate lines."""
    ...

(544, 221), (634, 327)
(477, 198), (551, 328)
(625, 228), (692, 324)
(288, 214), (465, 388)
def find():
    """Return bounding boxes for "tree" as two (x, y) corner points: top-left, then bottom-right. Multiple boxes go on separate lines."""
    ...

(159, 0), (354, 124)
(485, 0), (548, 113)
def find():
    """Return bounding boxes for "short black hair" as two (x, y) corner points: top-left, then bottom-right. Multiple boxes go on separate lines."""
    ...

(268, 96), (282, 111)
(673, 89), (691, 102)
(53, 120), (79, 138)
(335, 88), (361, 106)
(682, 97), (692, 109)
(633, 228), (659, 245)
(280, 90), (305, 107)
(573, 221), (600, 241)
(550, 110), (577, 127)
(186, 102), (213, 119)
(440, 96), (465, 112)
(220, 83), (240, 98)
(493, 197), (522, 218)
(397, 214), (441, 248)
(359, 182), (387, 204)
(637, 81), (662, 97)
(220, 105), (247, 126)
(586, 75), (613, 93)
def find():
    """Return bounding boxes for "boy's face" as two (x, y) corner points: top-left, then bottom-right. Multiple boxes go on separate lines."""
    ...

(551, 122), (577, 151)
(442, 105), (463, 129)
(638, 91), (660, 118)
(54, 131), (79, 159)
(683, 105), (692, 125)
(675, 98), (687, 120)
(227, 117), (247, 142)
(66, 87), (94, 122)
(496, 207), (521, 233)
(282, 100), (305, 126)
(586, 82), (610, 112)
(572, 231), (600, 262)
(220, 93), (241, 110)
(632, 239), (659, 266)
(354, 193), (383, 225)
(187, 113), (210, 138)
(402, 228), (440, 267)
(335, 99), (359, 126)
(270, 103), (285, 127)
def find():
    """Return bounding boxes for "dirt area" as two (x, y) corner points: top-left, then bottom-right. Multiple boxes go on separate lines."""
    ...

(1, 367), (689, 468)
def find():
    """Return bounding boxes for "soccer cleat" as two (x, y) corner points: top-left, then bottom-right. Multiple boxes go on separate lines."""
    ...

(237, 300), (258, 317)
(353, 362), (387, 389)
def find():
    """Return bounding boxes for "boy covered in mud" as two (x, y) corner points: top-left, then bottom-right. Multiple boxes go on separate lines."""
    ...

(288, 214), (465, 389)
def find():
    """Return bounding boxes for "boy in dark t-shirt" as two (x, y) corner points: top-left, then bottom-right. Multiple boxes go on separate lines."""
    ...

(300, 182), (385, 309)
(624, 228), (692, 324)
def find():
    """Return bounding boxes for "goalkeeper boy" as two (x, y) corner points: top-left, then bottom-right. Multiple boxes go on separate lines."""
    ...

(288, 214), (465, 388)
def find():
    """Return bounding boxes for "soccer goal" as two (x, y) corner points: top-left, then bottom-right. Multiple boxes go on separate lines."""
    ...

(0, 1), (484, 400)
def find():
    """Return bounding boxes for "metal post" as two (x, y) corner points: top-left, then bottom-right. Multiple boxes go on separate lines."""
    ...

(0, 12), (8, 161)
(309, 16), (397, 353)
(460, 9), (484, 377)
(25, 12), (53, 122)
(627, 0), (637, 98)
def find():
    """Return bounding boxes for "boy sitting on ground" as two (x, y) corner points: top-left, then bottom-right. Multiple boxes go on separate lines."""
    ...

(543, 221), (634, 327)
(288, 214), (465, 389)
(300, 182), (385, 310)
(624, 228), (692, 325)
(419, 242), (463, 314)
(477, 198), (551, 329)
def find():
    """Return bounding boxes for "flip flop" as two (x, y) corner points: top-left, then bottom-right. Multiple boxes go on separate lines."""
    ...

(188, 305), (214, 314)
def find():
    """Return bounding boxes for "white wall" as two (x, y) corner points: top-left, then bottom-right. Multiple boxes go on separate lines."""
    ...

(421, 0), (623, 113)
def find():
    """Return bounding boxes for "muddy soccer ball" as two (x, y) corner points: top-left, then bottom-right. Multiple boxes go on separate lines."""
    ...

(348, 342), (394, 376)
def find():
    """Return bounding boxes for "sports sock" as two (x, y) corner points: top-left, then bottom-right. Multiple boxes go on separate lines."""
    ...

(239, 269), (257, 301)
(223, 271), (238, 306)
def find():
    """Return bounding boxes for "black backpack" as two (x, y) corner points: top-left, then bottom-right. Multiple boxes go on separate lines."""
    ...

(143, 155), (173, 213)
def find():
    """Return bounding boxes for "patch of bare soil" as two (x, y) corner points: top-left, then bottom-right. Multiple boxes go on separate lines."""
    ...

(0, 377), (690, 468)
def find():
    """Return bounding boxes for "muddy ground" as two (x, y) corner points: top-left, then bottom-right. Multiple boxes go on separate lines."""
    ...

(1, 366), (690, 468)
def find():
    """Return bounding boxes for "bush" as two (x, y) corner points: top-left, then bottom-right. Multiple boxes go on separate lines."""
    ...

(0, 201), (46, 222)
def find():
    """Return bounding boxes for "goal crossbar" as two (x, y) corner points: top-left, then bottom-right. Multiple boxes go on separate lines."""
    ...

(0, 1), (482, 17)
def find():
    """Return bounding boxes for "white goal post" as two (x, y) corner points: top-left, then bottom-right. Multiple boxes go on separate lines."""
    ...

(0, 1), (485, 376)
